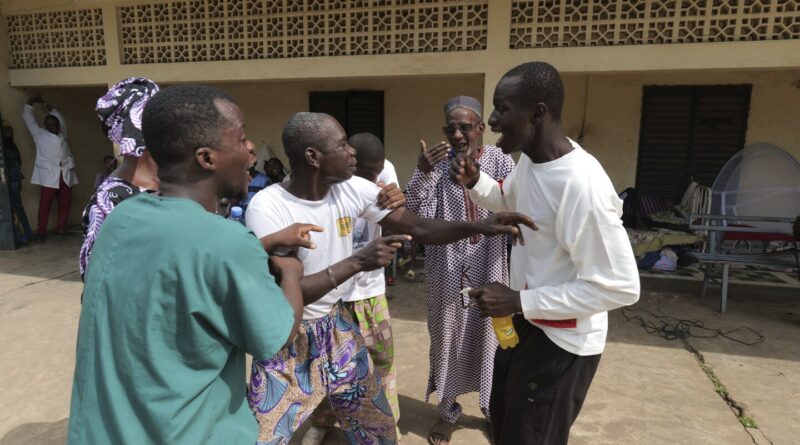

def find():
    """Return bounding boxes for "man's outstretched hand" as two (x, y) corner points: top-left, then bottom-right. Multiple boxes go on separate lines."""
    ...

(449, 151), (480, 188)
(376, 182), (406, 210)
(260, 223), (324, 254)
(478, 212), (538, 245)
(353, 234), (411, 271)
(468, 282), (522, 317)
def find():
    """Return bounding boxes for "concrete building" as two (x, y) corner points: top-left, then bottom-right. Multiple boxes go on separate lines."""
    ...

(1, 0), (799, 229)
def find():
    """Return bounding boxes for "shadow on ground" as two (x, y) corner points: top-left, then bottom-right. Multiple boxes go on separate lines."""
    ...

(289, 395), (490, 445)
(0, 418), (67, 445)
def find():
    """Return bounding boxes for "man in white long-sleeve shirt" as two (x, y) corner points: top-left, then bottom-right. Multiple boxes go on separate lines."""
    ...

(450, 62), (640, 444)
(22, 95), (79, 240)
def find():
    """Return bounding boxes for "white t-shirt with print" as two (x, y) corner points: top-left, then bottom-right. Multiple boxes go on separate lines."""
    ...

(246, 176), (392, 320)
(345, 160), (399, 302)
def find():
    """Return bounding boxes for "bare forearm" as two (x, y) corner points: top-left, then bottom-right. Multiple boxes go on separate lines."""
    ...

(409, 218), (485, 245)
(259, 234), (282, 253)
(279, 277), (304, 345)
(380, 206), (488, 245)
(300, 257), (362, 304)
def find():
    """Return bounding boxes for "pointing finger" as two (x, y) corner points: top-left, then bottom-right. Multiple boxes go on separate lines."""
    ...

(300, 224), (324, 234)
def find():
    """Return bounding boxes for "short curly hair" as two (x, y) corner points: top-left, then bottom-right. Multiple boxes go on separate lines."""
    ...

(142, 84), (236, 179)
(502, 61), (565, 120)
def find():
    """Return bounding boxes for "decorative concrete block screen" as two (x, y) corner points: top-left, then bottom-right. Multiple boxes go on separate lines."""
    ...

(6, 9), (106, 69)
(118, 0), (489, 64)
(510, 0), (800, 49)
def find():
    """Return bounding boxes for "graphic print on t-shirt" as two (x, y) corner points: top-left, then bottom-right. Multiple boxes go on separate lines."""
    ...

(336, 216), (353, 237)
(352, 218), (369, 251)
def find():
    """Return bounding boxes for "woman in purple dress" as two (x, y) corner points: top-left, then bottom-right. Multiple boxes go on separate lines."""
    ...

(79, 77), (160, 279)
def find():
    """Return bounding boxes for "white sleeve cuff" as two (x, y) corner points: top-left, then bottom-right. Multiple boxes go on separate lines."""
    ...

(468, 171), (492, 197)
(519, 288), (541, 320)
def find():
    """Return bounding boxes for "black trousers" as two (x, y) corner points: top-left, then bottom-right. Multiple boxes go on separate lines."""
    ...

(490, 315), (601, 445)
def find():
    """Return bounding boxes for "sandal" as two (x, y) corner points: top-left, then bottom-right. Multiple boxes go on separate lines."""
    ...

(427, 419), (459, 445)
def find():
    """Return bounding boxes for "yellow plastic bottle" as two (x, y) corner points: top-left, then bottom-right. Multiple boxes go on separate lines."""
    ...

(492, 316), (519, 349)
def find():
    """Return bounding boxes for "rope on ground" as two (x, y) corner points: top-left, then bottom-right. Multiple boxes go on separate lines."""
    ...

(620, 306), (765, 346)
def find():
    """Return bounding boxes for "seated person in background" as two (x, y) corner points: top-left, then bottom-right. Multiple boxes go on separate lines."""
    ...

(93, 155), (117, 189)
(266, 156), (287, 184)
(67, 84), (305, 444)
(239, 159), (272, 221)
(245, 112), (533, 444)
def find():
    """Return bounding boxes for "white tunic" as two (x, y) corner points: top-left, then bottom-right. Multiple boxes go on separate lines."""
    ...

(22, 104), (78, 188)
(469, 140), (640, 356)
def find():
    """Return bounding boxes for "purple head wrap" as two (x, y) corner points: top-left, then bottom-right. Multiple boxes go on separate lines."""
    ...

(96, 77), (160, 157)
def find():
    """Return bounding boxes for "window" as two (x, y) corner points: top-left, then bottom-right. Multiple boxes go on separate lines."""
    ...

(636, 85), (751, 204)
(309, 91), (384, 142)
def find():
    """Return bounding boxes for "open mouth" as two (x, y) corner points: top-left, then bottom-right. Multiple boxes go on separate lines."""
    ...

(495, 134), (505, 148)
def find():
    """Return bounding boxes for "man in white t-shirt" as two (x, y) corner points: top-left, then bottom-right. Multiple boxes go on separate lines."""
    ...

(245, 112), (534, 444)
(451, 62), (640, 444)
(304, 133), (402, 444)
(377, 158), (397, 186)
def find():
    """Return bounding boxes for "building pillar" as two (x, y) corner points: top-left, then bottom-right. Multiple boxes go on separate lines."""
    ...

(101, 5), (123, 83)
(481, 69), (505, 146)
(481, 0), (512, 146)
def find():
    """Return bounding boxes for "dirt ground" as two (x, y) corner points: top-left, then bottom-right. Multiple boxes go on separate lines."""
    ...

(1, 236), (799, 444)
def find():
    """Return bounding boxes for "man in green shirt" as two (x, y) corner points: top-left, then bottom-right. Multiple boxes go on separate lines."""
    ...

(67, 85), (304, 444)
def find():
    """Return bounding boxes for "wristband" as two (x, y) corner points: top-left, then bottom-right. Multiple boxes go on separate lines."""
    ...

(326, 266), (338, 290)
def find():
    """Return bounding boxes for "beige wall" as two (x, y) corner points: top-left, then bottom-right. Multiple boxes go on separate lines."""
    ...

(6, 69), (798, 234)
(558, 70), (800, 192)
(216, 75), (484, 187)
